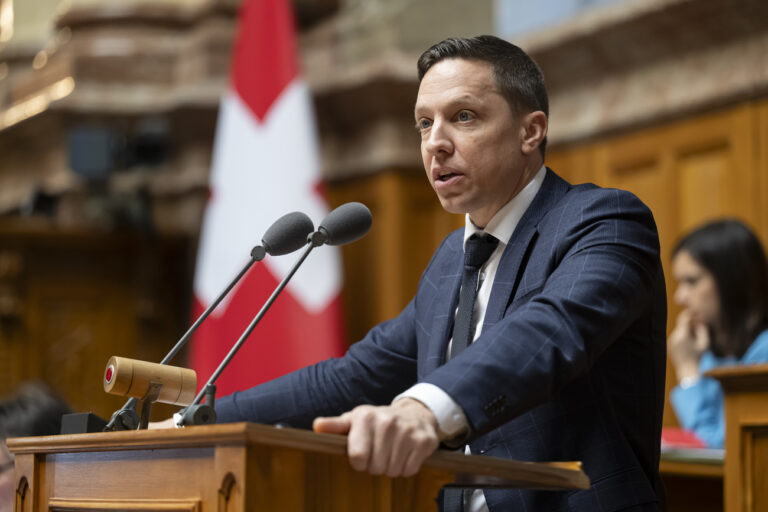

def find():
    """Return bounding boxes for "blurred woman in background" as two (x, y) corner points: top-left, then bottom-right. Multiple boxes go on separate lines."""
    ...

(669, 219), (768, 448)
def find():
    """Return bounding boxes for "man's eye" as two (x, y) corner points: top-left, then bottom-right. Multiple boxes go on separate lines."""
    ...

(417, 119), (431, 130)
(458, 111), (472, 121)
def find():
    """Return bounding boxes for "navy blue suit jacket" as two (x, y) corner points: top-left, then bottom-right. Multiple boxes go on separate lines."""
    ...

(216, 169), (667, 511)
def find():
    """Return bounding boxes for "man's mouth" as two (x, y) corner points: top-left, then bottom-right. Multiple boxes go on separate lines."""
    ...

(434, 168), (462, 182)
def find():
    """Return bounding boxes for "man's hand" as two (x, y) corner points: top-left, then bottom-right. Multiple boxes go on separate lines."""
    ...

(313, 398), (440, 478)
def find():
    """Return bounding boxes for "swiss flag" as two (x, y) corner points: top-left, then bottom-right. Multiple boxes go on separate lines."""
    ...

(189, 0), (346, 396)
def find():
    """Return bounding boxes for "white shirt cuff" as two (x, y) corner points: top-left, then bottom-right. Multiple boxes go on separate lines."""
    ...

(394, 383), (469, 440)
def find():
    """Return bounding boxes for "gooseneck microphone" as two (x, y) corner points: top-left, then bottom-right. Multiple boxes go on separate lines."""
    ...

(308, 202), (373, 247)
(261, 211), (316, 255)
(103, 211), (314, 431)
(177, 202), (373, 427)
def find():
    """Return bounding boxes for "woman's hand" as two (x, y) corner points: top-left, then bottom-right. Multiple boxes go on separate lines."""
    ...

(668, 310), (709, 383)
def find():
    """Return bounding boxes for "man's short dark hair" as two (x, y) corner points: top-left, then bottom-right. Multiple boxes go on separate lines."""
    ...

(417, 35), (549, 158)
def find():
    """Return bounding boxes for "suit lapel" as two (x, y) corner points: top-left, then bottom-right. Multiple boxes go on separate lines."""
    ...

(426, 235), (463, 371)
(483, 169), (571, 328)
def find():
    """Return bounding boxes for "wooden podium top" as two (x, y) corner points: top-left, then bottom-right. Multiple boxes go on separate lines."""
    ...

(7, 422), (590, 491)
(706, 362), (768, 391)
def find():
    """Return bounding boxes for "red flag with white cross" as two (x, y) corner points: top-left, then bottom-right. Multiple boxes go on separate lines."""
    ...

(189, 0), (346, 395)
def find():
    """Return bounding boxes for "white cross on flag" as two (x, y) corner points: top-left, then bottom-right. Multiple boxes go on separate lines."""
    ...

(189, 0), (345, 395)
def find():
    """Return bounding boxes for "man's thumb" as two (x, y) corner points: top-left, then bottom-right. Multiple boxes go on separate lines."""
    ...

(313, 416), (351, 434)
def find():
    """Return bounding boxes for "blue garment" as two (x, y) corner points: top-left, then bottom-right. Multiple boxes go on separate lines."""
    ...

(671, 330), (768, 448)
(215, 169), (668, 511)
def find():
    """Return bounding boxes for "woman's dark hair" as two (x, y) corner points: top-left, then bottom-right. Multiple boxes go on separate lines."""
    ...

(417, 35), (549, 158)
(0, 382), (71, 439)
(673, 219), (768, 358)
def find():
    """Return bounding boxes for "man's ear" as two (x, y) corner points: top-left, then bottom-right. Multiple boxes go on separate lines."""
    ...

(520, 111), (548, 156)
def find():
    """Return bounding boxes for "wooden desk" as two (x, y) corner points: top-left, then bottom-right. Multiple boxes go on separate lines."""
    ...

(7, 422), (589, 512)
(660, 453), (723, 512)
(708, 363), (768, 512)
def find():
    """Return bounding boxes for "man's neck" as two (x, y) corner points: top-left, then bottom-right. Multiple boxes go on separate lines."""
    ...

(464, 165), (546, 245)
(469, 159), (545, 229)
(518, 157), (544, 192)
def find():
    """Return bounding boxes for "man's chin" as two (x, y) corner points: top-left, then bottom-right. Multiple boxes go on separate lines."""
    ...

(435, 196), (468, 216)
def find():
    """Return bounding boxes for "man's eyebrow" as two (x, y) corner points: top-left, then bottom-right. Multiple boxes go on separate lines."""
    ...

(414, 94), (480, 117)
(450, 94), (479, 104)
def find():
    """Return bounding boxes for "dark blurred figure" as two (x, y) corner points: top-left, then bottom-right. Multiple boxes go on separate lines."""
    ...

(669, 219), (768, 448)
(0, 382), (72, 512)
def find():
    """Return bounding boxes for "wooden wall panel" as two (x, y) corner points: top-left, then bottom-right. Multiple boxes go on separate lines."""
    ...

(327, 173), (395, 345)
(0, 229), (191, 421)
(25, 278), (136, 415)
(758, 99), (768, 243)
(677, 146), (729, 233)
(544, 144), (596, 186)
(750, 429), (768, 512)
(0, 249), (27, 393)
(671, 105), (757, 234)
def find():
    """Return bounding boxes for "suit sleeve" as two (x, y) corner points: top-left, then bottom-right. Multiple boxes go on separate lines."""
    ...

(214, 235), (457, 427)
(214, 300), (420, 427)
(422, 189), (664, 438)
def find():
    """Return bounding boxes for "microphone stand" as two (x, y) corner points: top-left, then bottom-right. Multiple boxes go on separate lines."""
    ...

(104, 246), (267, 431)
(177, 234), (325, 426)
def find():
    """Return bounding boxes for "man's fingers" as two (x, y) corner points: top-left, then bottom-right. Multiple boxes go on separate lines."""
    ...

(370, 400), (440, 477)
(384, 422), (418, 477)
(320, 402), (440, 477)
(346, 407), (375, 472)
(401, 433), (437, 477)
(369, 411), (398, 475)
(313, 415), (351, 434)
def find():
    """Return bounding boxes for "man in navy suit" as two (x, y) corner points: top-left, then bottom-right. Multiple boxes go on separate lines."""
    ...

(214, 35), (666, 511)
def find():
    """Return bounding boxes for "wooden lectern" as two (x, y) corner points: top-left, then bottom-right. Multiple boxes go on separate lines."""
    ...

(8, 422), (589, 512)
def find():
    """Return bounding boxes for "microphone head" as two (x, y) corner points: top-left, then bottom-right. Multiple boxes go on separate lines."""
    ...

(262, 211), (314, 256)
(318, 202), (372, 246)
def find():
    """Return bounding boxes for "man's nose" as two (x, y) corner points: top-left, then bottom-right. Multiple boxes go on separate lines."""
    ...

(424, 121), (453, 156)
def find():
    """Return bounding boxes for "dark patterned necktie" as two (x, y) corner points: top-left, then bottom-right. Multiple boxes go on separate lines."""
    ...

(450, 234), (499, 359)
(444, 234), (499, 512)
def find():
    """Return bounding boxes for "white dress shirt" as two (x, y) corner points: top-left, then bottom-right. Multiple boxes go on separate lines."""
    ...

(395, 165), (546, 512)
